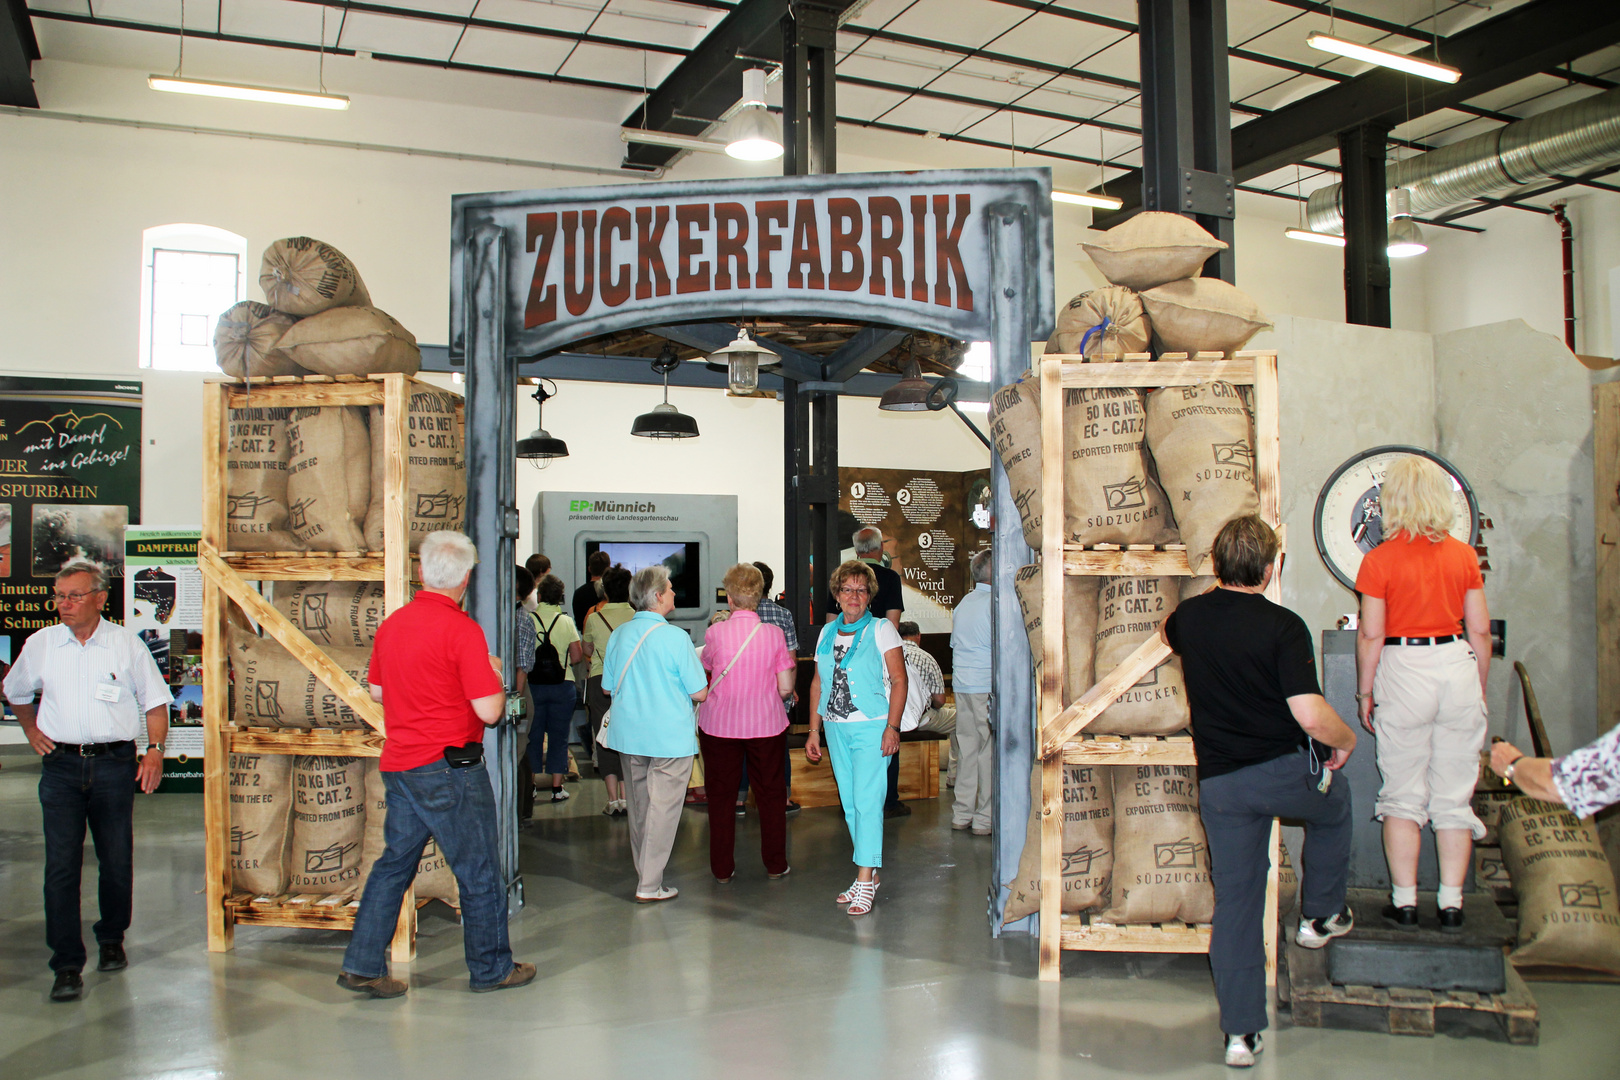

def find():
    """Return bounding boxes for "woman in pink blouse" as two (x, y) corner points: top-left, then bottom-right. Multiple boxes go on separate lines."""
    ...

(699, 564), (798, 882)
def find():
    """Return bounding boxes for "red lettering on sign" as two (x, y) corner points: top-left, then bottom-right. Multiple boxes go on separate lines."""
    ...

(714, 202), (750, 290)
(909, 195), (929, 303)
(828, 198), (864, 292)
(934, 193), (973, 311)
(635, 205), (672, 300)
(600, 206), (632, 308)
(562, 209), (598, 317)
(867, 196), (904, 298)
(755, 200), (788, 289)
(788, 199), (825, 290)
(675, 204), (712, 295)
(524, 212), (558, 327)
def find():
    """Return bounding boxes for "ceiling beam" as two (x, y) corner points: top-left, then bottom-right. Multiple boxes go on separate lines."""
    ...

(984, 0), (1135, 36)
(276, 0), (689, 57)
(3, 0), (40, 107)
(824, 326), (910, 382)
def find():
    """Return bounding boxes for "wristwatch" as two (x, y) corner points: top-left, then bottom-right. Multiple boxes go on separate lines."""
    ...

(146, 742), (166, 755)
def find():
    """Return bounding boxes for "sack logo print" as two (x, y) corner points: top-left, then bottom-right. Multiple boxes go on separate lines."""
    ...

(1559, 881), (1610, 909)
(415, 491), (464, 520)
(288, 497), (314, 531)
(230, 825), (258, 855)
(1153, 837), (1205, 870)
(1103, 476), (1147, 511)
(305, 841), (359, 873)
(1212, 442), (1254, 468)
(1064, 844), (1110, 875)
(301, 593), (333, 643)
(254, 681), (283, 720)
(228, 493), (273, 520)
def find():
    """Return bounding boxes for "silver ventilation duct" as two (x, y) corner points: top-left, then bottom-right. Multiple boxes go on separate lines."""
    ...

(1306, 86), (1620, 233)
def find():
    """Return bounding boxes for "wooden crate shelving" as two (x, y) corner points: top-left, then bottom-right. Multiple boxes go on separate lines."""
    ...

(1033, 351), (1285, 983)
(200, 372), (460, 960)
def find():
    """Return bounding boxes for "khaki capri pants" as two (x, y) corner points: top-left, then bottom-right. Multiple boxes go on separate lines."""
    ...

(1371, 640), (1487, 839)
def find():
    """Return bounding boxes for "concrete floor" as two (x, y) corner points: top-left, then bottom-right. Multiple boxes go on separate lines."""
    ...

(2, 746), (1618, 1080)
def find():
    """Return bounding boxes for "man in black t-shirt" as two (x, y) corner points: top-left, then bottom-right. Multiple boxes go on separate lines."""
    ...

(1162, 515), (1358, 1069)
(572, 550), (611, 630)
(822, 527), (902, 626)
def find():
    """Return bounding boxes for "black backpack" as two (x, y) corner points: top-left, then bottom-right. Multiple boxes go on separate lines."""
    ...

(530, 613), (567, 685)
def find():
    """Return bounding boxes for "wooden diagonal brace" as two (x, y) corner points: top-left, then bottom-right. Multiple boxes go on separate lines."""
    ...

(1041, 633), (1171, 759)
(198, 541), (386, 736)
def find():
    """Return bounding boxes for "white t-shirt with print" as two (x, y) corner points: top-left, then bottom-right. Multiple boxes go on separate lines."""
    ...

(824, 618), (903, 723)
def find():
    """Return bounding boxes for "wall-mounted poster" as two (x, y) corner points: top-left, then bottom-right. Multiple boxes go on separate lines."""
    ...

(125, 527), (204, 793)
(838, 466), (993, 634)
(0, 377), (142, 673)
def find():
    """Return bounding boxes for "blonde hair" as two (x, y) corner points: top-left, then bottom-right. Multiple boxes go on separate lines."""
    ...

(829, 559), (878, 599)
(722, 563), (764, 610)
(1381, 456), (1455, 542)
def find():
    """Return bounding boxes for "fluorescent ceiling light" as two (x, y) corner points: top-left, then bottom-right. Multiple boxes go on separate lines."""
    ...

(1053, 190), (1125, 210)
(1284, 227), (1347, 247)
(620, 127), (728, 154)
(148, 75), (349, 109)
(1305, 34), (1461, 83)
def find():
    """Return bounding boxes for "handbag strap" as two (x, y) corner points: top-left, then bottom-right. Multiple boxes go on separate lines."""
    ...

(611, 622), (661, 696)
(709, 622), (763, 689)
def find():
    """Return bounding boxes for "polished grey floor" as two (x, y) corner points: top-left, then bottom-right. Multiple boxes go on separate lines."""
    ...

(2, 745), (1617, 1080)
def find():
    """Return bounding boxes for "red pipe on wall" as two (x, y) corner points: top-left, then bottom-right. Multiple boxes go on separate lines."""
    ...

(1551, 203), (1576, 352)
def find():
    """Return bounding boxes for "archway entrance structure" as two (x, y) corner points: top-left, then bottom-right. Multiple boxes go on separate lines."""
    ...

(447, 167), (1055, 927)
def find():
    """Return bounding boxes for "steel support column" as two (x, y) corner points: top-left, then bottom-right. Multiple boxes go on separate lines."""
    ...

(1340, 122), (1393, 327)
(464, 223), (523, 915)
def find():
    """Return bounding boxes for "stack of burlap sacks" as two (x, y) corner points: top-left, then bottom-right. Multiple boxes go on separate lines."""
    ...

(228, 584), (457, 908)
(996, 213), (1276, 926)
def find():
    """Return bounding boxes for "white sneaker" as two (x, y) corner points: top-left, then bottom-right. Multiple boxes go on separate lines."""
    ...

(1224, 1033), (1262, 1068)
(634, 886), (678, 904)
(1295, 908), (1354, 949)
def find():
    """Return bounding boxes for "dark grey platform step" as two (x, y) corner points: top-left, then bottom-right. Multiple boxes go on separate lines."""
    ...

(1324, 889), (1512, 994)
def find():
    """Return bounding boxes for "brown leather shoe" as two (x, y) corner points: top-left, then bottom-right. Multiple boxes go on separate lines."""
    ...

(472, 961), (536, 993)
(336, 971), (408, 998)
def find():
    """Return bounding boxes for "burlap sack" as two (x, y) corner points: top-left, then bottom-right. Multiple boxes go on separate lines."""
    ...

(356, 760), (464, 908)
(1064, 387), (1177, 546)
(1277, 843), (1299, 915)
(229, 752), (293, 896)
(272, 581), (388, 649)
(1046, 287), (1151, 357)
(1140, 278), (1272, 355)
(1180, 575), (1217, 602)
(214, 301), (303, 379)
(1146, 382), (1259, 576)
(1473, 788), (1519, 846)
(260, 237), (370, 317)
(1499, 797), (1620, 974)
(1102, 764), (1214, 924)
(286, 407), (369, 552)
(989, 376), (1044, 551)
(1002, 761), (1116, 922)
(229, 625), (372, 729)
(1013, 564), (1100, 706)
(226, 406), (303, 552)
(287, 755), (367, 895)
(363, 387), (466, 552)
(274, 306), (420, 377)
(1092, 577), (1190, 736)
(342, 407), (372, 526)
(1080, 212), (1229, 292)
(415, 835), (462, 907)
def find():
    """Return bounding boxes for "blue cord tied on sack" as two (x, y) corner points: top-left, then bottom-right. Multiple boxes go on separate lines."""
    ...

(1078, 316), (1112, 359)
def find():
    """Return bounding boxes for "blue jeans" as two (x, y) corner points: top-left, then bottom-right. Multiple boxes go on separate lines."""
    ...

(40, 742), (139, 972)
(342, 758), (514, 988)
(528, 681), (577, 777)
(1200, 747), (1353, 1035)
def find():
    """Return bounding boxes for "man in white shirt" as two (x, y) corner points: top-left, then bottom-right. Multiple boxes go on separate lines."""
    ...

(897, 621), (957, 786)
(950, 549), (995, 835)
(4, 559), (172, 1003)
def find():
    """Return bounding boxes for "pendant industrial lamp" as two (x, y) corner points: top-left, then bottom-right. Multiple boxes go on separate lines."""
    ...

(878, 341), (934, 412)
(1386, 188), (1428, 258)
(632, 346), (700, 439)
(706, 327), (779, 395)
(724, 68), (784, 161)
(515, 379), (569, 462)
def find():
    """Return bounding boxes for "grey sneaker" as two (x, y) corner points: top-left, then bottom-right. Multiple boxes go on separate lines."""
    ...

(1224, 1033), (1262, 1068)
(1296, 908), (1354, 949)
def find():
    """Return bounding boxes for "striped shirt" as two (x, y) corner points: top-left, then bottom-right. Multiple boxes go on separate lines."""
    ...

(3, 618), (173, 743)
(698, 610), (795, 739)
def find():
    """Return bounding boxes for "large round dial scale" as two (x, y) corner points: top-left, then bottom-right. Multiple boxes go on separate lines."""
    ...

(1313, 445), (1479, 592)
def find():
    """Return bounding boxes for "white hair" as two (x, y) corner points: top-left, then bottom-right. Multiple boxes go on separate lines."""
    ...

(970, 548), (993, 584)
(630, 565), (671, 611)
(419, 530), (477, 589)
(853, 527), (884, 556)
(56, 559), (108, 592)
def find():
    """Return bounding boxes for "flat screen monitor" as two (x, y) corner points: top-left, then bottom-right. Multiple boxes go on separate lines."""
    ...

(586, 540), (701, 609)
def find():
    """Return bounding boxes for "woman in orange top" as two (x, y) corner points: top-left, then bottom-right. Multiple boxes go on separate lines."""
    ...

(1355, 456), (1490, 933)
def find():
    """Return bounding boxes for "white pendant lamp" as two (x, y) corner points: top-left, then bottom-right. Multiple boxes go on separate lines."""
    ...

(724, 68), (783, 161)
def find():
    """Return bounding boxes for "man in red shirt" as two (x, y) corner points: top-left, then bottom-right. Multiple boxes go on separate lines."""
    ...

(338, 530), (534, 997)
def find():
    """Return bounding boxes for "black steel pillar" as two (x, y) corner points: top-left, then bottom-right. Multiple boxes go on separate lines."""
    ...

(1339, 122), (1393, 327)
(1137, 0), (1236, 281)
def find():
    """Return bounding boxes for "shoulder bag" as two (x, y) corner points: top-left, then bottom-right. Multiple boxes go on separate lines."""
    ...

(598, 621), (660, 739)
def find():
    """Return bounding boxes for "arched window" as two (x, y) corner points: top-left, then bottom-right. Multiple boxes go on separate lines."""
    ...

(139, 224), (248, 371)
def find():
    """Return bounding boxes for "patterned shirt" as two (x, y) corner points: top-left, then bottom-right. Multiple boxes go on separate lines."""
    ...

(515, 605), (537, 675)
(900, 640), (945, 731)
(756, 597), (799, 653)
(1552, 725), (1620, 820)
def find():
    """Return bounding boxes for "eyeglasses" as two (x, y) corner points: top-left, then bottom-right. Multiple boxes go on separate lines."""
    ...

(52, 590), (103, 605)
(836, 586), (870, 597)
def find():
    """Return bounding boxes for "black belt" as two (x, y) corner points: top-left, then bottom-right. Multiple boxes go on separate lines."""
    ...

(1384, 635), (1459, 646)
(54, 740), (135, 757)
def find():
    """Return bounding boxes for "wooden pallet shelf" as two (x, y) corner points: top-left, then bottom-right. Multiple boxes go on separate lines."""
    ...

(1034, 351), (1282, 984)
(229, 726), (387, 758)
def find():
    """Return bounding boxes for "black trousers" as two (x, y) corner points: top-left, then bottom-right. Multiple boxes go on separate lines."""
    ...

(1199, 746), (1353, 1035)
(39, 743), (139, 972)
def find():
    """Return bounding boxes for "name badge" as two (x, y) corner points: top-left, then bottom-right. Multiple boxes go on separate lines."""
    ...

(95, 681), (122, 703)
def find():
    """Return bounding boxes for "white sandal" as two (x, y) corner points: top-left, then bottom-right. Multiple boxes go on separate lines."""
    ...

(836, 872), (879, 905)
(845, 878), (879, 916)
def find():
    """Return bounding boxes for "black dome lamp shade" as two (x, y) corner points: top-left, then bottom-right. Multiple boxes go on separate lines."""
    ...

(878, 355), (934, 411)
(632, 345), (700, 439)
(515, 379), (569, 461)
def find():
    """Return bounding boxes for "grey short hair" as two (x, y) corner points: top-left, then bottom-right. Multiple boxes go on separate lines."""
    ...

(419, 530), (478, 589)
(56, 559), (107, 592)
(853, 527), (884, 556)
(629, 565), (671, 611)
(970, 549), (993, 584)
